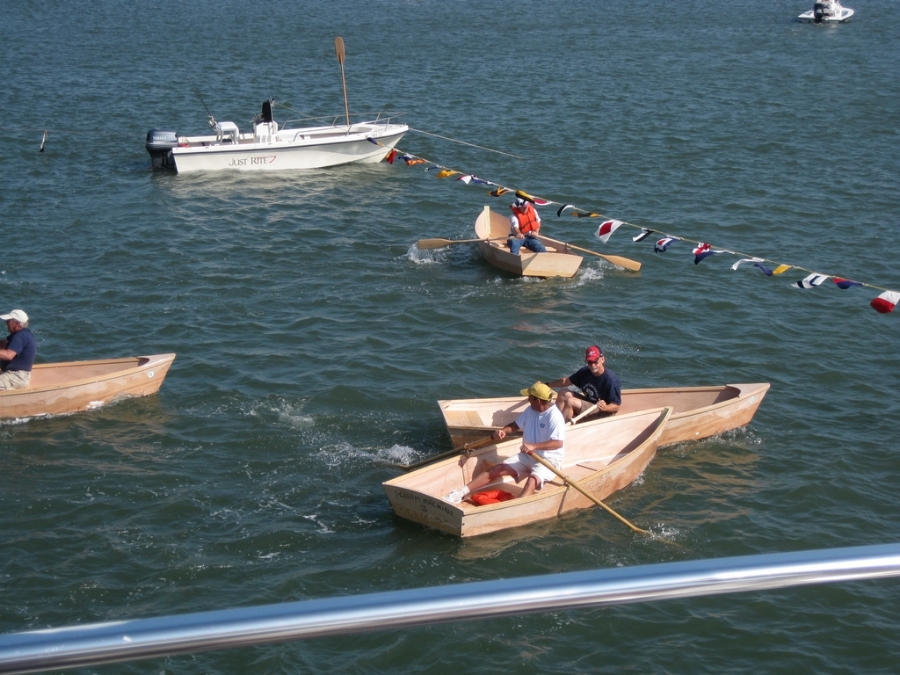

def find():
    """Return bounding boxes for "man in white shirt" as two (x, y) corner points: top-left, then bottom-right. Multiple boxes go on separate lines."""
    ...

(444, 382), (565, 503)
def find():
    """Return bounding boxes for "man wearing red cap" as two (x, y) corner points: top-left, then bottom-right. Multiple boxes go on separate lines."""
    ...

(546, 345), (621, 422)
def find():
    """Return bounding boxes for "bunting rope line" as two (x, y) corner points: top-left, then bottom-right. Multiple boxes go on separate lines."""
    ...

(371, 139), (900, 316)
(407, 128), (526, 160)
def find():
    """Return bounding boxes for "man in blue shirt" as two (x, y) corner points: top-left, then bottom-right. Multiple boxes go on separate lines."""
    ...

(0, 309), (36, 390)
(547, 345), (621, 422)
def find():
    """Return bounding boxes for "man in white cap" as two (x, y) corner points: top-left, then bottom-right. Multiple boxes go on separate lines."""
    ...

(444, 382), (565, 503)
(0, 309), (36, 390)
(507, 197), (547, 255)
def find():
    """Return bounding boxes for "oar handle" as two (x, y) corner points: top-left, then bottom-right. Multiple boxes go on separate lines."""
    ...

(529, 453), (652, 535)
(568, 403), (601, 426)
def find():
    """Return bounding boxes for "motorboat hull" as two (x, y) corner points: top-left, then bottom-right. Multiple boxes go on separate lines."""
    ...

(169, 124), (407, 173)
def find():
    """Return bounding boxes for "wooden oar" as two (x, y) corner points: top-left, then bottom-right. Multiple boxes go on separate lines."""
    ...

(567, 402), (600, 426)
(334, 37), (351, 129)
(396, 434), (511, 471)
(529, 453), (652, 536)
(416, 236), (505, 250)
(561, 242), (642, 272)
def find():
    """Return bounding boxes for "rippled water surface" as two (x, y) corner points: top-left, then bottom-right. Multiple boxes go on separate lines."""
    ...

(2, 0), (900, 673)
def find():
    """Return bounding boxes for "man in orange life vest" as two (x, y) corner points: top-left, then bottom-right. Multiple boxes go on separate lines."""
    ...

(508, 198), (547, 255)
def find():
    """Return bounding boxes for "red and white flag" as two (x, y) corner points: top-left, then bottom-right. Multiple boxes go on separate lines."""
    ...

(870, 290), (900, 314)
(595, 219), (623, 244)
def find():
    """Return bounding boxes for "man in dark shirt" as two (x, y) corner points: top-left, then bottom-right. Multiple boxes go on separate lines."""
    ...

(0, 309), (36, 390)
(546, 345), (621, 422)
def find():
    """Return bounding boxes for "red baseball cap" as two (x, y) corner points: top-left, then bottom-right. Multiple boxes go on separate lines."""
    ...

(585, 346), (603, 363)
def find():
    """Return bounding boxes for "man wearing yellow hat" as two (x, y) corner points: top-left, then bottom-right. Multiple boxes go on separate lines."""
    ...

(444, 382), (565, 504)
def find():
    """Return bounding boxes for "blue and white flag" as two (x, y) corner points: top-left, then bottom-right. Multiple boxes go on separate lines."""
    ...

(633, 228), (653, 242)
(793, 273), (830, 289)
(655, 237), (675, 253)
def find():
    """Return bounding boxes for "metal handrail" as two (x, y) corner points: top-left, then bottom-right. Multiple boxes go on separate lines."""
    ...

(2, 543), (900, 674)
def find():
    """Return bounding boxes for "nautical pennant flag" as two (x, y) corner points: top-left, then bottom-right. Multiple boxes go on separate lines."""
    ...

(772, 264), (792, 275)
(633, 229), (653, 242)
(458, 175), (493, 186)
(489, 187), (511, 197)
(557, 204), (575, 217)
(403, 155), (426, 166)
(793, 273), (829, 289)
(655, 237), (675, 253)
(731, 257), (764, 271)
(833, 277), (863, 290)
(434, 169), (459, 178)
(384, 149), (398, 164)
(595, 219), (623, 244)
(572, 210), (600, 218)
(692, 242), (724, 265)
(731, 257), (772, 275)
(871, 290), (900, 314)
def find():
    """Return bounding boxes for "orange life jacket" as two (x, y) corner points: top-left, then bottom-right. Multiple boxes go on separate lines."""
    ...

(511, 203), (540, 235)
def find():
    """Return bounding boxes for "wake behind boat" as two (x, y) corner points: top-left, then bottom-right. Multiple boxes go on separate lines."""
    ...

(798, 0), (854, 23)
(145, 100), (407, 173)
(0, 353), (175, 420)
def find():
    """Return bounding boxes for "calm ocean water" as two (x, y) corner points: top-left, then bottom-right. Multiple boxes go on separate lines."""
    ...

(2, 0), (900, 672)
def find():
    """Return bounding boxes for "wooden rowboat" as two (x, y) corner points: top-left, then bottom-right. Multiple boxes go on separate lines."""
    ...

(474, 205), (583, 278)
(0, 353), (176, 420)
(438, 382), (770, 448)
(383, 407), (672, 537)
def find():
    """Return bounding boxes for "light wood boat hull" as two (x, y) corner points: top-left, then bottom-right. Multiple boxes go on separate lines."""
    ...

(438, 383), (769, 448)
(383, 407), (672, 537)
(0, 353), (176, 419)
(474, 206), (583, 278)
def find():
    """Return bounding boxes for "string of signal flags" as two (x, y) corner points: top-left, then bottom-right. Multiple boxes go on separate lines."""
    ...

(374, 140), (900, 316)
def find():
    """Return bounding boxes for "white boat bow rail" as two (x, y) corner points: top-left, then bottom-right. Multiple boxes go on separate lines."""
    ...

(2, 543), (900, 674)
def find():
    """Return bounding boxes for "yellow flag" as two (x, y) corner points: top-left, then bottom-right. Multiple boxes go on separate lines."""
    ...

(772, 265), (792, 275)
(435, 169), (459, 178)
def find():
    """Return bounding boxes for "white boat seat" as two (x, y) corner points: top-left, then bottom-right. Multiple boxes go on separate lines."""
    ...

(215, 121), (240, 144)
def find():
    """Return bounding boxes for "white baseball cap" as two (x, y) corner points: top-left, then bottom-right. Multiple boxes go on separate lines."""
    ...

(0, 309), (29, 324)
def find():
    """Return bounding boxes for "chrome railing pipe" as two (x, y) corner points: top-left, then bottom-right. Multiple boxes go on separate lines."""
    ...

(2, 543), (899, 674)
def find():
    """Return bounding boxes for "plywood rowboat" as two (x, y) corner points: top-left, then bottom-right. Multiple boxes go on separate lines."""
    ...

(383, 407), (672, 537)
(438, 382), (770, 448)
(474, 205), (583, 278)
(0, 353), (176, 420)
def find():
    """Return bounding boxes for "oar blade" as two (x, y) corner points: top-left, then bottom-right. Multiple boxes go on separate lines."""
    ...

(334, 36), (345, 64)
(416, 238), (454, 249)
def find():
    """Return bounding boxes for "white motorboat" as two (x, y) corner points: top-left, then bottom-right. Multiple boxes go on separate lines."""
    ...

(798, 0), (854, 23)
(146, 99), (407, 173)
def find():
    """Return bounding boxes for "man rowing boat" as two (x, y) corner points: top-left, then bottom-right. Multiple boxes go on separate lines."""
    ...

(444, 382), (565, 504)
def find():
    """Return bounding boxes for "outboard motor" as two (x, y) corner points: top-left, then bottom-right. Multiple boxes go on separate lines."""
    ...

(145, 128), (179, 169)
(813, 2), (828, 22)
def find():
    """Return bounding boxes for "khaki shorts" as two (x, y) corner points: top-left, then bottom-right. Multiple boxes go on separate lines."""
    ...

(0, 370), (31, 390)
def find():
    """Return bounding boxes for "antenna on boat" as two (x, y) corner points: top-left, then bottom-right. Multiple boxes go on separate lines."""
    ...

(334, 36), (351, 131)
(187, 74), (217, 129)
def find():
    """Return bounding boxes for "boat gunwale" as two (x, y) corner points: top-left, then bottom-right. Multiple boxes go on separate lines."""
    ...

(2, 353), (176, 398)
